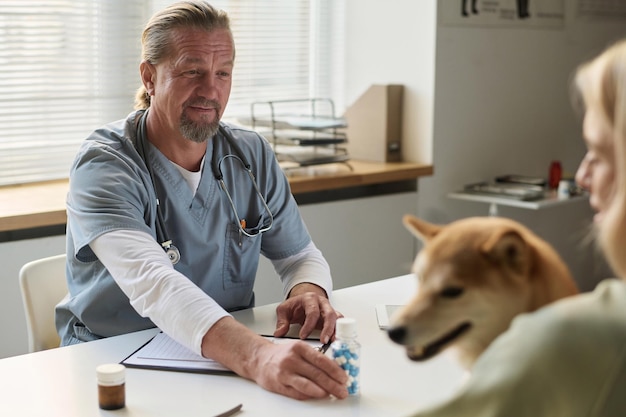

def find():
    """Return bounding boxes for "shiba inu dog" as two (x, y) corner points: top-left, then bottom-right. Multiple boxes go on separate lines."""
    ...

(387, 215), (579, 369)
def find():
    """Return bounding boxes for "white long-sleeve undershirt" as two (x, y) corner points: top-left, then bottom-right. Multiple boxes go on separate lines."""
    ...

(90, 229), (331, 356)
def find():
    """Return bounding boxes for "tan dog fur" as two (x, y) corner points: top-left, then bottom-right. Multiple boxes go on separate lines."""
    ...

(387, 215), (579, 369)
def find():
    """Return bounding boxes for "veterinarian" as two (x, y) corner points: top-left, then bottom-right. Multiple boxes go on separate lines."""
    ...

(411, 39), (626, 416)
(55, 0), (348, 401)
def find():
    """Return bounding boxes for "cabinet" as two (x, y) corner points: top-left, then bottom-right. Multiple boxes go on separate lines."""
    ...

(250, 98), (351, 169)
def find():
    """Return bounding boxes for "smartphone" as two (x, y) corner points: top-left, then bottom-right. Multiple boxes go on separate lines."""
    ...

(375, 304), (404, 330)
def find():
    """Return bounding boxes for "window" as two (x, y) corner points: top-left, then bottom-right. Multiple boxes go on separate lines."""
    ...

(0, 1), (145, 186)
(0, 0), (345, 187)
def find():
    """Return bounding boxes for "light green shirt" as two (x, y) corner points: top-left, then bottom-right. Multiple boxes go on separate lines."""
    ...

(411, 279), (626, 417)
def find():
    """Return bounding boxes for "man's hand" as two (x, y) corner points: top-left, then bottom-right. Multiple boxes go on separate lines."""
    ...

(253, 338), (348, 400)
(274, 283), (342, 344)
(201, 317), (348, 401)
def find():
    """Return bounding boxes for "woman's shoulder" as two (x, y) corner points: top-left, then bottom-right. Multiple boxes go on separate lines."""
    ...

(492, 279), (626, 356)
(541, 278), (626, 326)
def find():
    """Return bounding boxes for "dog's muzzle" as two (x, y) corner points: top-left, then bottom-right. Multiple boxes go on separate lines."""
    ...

(387, 326), (409, 345)
(387, 322), (472, 361)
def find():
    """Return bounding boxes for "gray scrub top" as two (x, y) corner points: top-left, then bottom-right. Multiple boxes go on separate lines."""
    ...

(56, 110), (311, 345)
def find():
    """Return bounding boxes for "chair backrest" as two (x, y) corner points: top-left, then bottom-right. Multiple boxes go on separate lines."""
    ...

(19, 254), (68, 353)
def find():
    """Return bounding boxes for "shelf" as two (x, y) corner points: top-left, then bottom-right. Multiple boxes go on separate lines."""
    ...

(278, 151), (350, 167)
(0, 161), (434, 232)
(286, 160), (433, 194)
(268, 116), (347, 130)
(271, 130), (347, 146)
(448, 190), (589, 215)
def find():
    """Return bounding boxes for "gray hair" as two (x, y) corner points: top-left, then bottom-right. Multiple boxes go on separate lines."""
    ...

(134, 1), (232, 109)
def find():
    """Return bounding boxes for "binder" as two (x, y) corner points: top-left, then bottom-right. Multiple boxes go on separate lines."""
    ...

(343, 84), (404, 162)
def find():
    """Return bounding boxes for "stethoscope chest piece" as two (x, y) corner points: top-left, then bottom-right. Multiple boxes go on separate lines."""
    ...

(162, 240), (181, 265)
(167, 246), (181, 265)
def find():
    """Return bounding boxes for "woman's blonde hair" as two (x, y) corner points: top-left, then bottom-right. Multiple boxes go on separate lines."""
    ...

(574, 39), (626, 277)
(134, 1), (232, 109)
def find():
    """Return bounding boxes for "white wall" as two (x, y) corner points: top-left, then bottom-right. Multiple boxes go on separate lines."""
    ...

(344, 1), (623, 289)
(344, 0), (437, 164)
(421, 2), (626, 222)
(419, 2), (624, 289)
(254, 192), (417, 305)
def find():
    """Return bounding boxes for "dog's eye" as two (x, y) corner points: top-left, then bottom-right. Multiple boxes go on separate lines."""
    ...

(440, 287), (464, 298)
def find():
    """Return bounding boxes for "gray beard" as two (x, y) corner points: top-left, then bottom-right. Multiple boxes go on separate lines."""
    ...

(180, 114), (220, 143)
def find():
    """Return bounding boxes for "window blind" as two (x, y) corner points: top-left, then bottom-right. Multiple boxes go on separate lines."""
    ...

(151, 0), (346, 118)
(0, 0), (345, 187)
(0, 1), (145, 186)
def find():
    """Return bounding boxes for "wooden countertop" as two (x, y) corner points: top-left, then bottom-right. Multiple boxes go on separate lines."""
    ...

(0, 160), (432, 232)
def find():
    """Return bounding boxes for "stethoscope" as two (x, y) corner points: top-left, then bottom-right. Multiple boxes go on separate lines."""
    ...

(135, 110), (273, 265)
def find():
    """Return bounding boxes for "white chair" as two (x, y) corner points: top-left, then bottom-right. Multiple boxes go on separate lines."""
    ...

(19, 254), (68, 352)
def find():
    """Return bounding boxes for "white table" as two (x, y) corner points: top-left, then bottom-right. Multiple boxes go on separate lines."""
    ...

(0, 275), (466, 417)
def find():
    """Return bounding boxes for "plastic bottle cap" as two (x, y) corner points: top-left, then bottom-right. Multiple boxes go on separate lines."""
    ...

(336, 317), (357, 338)
(96, 364), (126, 386)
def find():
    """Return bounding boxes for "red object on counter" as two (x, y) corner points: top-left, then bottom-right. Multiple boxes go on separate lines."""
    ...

(549, 160), (562, 189)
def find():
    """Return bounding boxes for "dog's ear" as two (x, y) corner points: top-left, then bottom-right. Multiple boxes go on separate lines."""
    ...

(481, 228), (531, 275)
(402, 215), (442, 242)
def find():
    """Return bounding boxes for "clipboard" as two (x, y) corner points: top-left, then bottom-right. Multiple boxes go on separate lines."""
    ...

(121, 331), (322, 374)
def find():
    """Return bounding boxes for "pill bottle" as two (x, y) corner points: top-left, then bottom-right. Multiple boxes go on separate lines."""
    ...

(557, 179), (571, 199)
(96, 363), (126, 410)
(331, 317), (361, 396)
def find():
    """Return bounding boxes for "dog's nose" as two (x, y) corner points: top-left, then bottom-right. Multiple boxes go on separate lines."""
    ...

(387, 326), (407, 344)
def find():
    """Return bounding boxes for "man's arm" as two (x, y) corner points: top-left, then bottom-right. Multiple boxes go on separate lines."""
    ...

(90, 229), (229, 355)
(272, 241), (332, 299)
(92, 229), (348, 400)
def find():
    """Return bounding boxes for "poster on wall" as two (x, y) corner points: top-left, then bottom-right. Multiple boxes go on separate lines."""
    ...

(439, 0), (565, 29)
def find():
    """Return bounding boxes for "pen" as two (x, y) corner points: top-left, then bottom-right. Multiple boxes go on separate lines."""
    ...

(317, 340), (332, 354)
(214, 403), (242, 417)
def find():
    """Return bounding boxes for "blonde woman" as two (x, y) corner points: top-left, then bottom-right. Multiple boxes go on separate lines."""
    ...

(413, 39), (626, 417)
